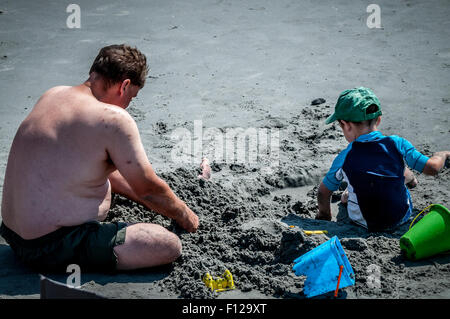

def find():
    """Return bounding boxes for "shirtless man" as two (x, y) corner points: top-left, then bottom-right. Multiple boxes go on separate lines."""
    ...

(0, 44), (199, 272)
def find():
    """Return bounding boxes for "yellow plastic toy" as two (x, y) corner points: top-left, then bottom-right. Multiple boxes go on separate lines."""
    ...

(304, 230), (328, 235)
(202, 269), (235, 292)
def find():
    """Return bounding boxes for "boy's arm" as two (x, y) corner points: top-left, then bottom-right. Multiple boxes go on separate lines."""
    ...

(316, 147), (351, 221)
(316, 182), (333, 221)
(390, 136), (429, 173)
(392, 135), (449, 176)
(422, 151), (450, 176)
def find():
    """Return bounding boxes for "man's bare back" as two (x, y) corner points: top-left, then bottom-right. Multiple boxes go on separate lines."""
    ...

(1, 85), (133, 239)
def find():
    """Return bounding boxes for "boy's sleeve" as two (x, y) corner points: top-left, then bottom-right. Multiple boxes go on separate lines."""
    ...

(322, 145), (352, 192)
(389, 135), (429, 172)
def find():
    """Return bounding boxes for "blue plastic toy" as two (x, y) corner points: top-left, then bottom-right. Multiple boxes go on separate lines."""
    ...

(292, 236), (355, 298)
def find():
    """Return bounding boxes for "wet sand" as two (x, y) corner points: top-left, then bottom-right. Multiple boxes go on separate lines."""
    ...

(99, 105), (450, 299)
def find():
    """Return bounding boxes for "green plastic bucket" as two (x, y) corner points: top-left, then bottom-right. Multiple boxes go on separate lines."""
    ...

(400, 204), (450, 260)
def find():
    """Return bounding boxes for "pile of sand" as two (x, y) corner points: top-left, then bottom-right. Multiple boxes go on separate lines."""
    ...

(106, 103), (450, 298)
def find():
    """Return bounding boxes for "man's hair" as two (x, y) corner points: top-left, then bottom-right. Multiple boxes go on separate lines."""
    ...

(89, 44), (149, 89)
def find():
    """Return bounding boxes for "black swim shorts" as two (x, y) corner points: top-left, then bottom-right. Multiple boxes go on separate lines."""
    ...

(0, 220), (127, 273)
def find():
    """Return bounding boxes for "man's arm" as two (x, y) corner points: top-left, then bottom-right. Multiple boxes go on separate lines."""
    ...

(105, 107), (198, 232)
(316, 182), (333, 221)
(108, 170), (198, 232)
(422, 151), (450, 176)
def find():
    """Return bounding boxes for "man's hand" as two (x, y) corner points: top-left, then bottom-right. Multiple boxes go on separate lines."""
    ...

(139, 189), (199, 233)
(108, 170), (199, 233)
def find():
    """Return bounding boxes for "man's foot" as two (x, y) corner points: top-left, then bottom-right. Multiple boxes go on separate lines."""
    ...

(198, 157), (211, 181)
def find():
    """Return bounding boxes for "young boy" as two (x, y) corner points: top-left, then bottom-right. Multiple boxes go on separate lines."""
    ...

(316, 87), (450, 232)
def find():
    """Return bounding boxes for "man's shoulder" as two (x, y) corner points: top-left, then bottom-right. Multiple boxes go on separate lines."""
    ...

(41, 85), (71, 97)
(98, 104), (138, 138)
(101, 104), (135, 123)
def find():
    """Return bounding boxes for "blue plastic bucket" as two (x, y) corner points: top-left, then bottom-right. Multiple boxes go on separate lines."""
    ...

(292, 236), (355, 298)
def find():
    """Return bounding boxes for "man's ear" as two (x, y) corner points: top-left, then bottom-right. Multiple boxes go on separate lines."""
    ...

(119, 79), (131, 96)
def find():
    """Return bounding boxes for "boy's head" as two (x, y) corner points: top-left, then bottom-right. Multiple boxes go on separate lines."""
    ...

(326, 87), (383, 142)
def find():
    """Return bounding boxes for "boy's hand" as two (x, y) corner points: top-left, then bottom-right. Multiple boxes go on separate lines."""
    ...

(406, 176), (418, 189)
(423, 151), (450, 176)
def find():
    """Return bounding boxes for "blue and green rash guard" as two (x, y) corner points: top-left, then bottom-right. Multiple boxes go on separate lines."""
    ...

(323, 131), (429, 232)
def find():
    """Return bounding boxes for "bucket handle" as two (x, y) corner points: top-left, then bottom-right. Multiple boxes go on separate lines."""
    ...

(409, 204), (434, 230)
(334, 265), (344, 298)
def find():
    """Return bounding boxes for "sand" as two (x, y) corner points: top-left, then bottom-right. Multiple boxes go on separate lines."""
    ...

(0, 0), (449, 299)
(98, 104), (450, 299)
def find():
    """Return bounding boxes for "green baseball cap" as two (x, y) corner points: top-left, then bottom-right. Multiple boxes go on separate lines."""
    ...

(325, 87), (382, 124)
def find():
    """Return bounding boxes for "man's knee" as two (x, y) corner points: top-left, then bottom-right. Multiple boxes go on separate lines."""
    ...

(115, 223), (182, 269)
(136, 223), (182, 260)
(167, 231), (182, 262)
